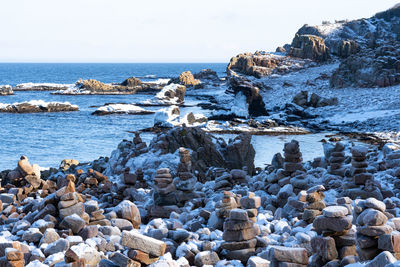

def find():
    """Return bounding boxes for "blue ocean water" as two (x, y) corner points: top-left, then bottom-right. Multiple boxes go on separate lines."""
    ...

(0, 63), (227, 86)
(0, 63), (226, 170)
(0, 63), (327, 171)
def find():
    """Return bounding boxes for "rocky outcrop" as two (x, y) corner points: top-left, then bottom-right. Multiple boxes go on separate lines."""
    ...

(0, 85), (13, 95)
(13, 83), (68, 91)
(55, 79), (148, 95)
(193, 69), (219, 80)
(155, 83), (186, 104)
(178, 71), (201, 87)
(149, 127), (255, 176)
(289, 34), (330, 62)
(228, 75), (268, 117)
(6, 156), (43, 189)
(337, 39), (359, 58)
(75, 79), (114, 91)
(121, 77), (142, 87)
(331, 44), (400, 88)
(0, 100), (79, 113)
(227, 52), (311, 78)
(292, 90), (338, 108)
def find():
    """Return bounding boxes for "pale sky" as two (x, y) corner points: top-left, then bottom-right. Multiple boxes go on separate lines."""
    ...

(0, 0), (398, 63)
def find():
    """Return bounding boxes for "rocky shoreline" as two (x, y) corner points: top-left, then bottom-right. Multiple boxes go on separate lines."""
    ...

(1, 127), (400, 266)
(2, 4), (400, 267)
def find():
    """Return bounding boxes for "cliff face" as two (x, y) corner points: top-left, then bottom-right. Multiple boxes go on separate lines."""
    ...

(227, 4), (400, 88)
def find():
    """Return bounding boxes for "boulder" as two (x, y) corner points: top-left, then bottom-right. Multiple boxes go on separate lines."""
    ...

(115, 200), (141, 228)
(289, 34), (330, 61)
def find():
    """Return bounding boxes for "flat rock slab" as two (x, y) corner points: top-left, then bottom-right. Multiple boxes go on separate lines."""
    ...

(268, 246), (308, 265)
(121, 230), (166, 257)
(323, 206), (349, 218)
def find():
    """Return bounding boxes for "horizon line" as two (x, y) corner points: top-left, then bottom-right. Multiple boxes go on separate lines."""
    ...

(0, 61), (228, 64)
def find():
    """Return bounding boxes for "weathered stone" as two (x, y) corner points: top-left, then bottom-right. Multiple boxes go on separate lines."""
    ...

(311, 236), (338, 262)
(78, 225), (98, 240)
(194, 251), (220, 267)
(221, 238), (257, 250)
(323, 206), (349, 218)
(223, 226), (258, 242)
(60, 214), (86, 234)
(365, 251), (396, 267)
(269, 246), (308, 265)
(229, 209), (249, 221)
(44, 238), (69, 257)
(313, 215), (352, 232)
(378, 234), (400, 252)
(121, 230), (166, 257)
(59, 202), (85, 219)
(357, 225), (393, 237)
(247, 256), (271, 267)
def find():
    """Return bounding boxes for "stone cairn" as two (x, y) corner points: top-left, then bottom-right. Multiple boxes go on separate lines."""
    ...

(329, 142), (346, 176)
(214, 169), (248, 191)
(150, 168), (179, 218)
(298, 185), (326, 224)
(123, 167), (148, 189)
(58, 175), (89, 233)
(311, 204), (355, 266)
(355, 197), (393, 261)
(240, 192), (261, 223)
(268, 246), (309, 266)
(221, 208), (260, 263)
(351, 146), (373, 185)
(212, 191), (239, 230)
(283, 140), (304, 177)
(74, 168), (112, 199)
(7, 156), (43, 190)
(175, 147), (199, 205)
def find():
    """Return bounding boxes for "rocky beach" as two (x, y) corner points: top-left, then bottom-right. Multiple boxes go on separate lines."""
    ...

(2, 3), (400, 267)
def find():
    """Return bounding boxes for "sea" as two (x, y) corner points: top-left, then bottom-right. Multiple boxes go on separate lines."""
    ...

(0, 63), (326, 171)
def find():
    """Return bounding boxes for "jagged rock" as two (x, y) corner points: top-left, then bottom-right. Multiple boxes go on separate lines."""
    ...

(177, 71), (200, 87)
(193, 69), (218, 80)
(115, 200), (141, 228)
(289, 34), (330, 62)
(121, 77), (142, 87)
(227, 52), (310, 78)
(228, 76), (268, 117)
(331, 44), (400, 88)
(75, 79), (113, 92)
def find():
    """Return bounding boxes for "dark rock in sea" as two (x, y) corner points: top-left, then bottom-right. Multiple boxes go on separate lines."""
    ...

(121, 77), (142, 87)
(193, 69), (219, 81)
(0, 85), (13, 95)
(0, 101), (79, 113)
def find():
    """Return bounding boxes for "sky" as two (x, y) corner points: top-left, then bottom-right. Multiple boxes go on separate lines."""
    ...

(0, 0), (398, 63)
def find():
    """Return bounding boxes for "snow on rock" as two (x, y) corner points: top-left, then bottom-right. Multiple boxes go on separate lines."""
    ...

(155, 83), (186, 105)
(14, 83), (70, 91)
(230, 91), (249, 118)
(0, 85), (13, 95)
(154, 105), (181, 127)
(92, 103), (154, 115)
(0, 100), (79, 113)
